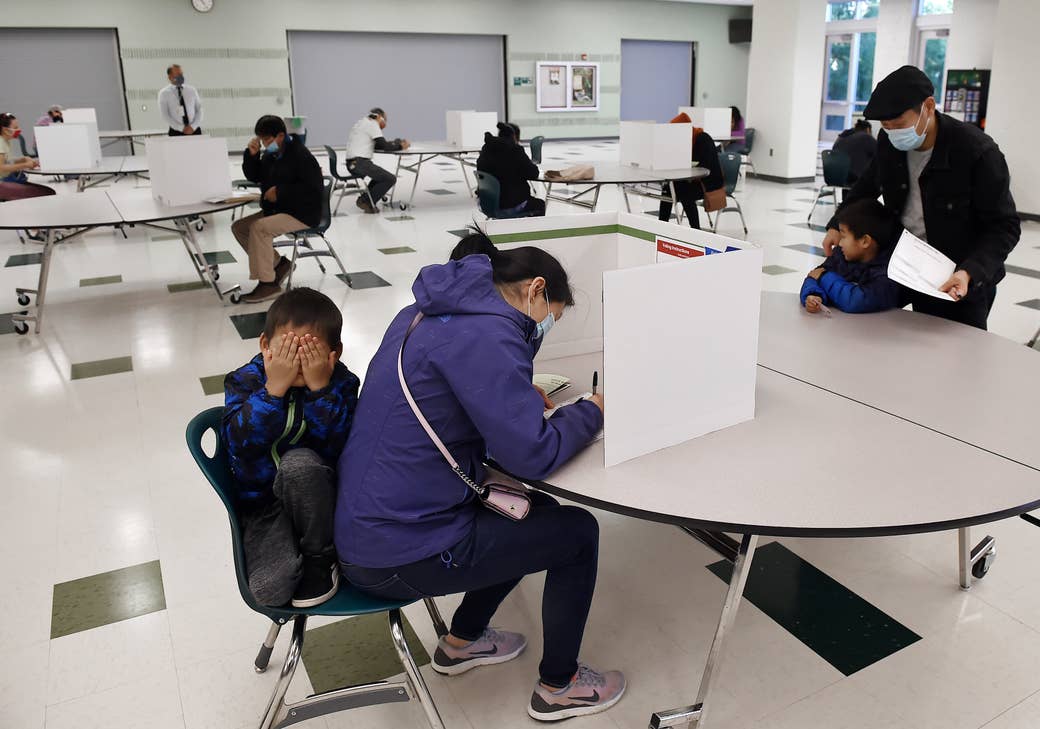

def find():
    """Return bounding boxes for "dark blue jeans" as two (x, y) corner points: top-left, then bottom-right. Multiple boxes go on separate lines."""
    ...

(342, 493), (599, 687)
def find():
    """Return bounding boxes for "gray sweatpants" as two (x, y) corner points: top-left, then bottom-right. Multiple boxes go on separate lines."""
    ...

(241, 448), (337, 606)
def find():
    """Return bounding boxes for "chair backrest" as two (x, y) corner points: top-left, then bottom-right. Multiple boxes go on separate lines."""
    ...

(742, 128), (755, 153)
(718, 152), (742, 195)
(315, 175), (333, 232)
(474, 170), (502, 217)
(185, 407), (272, 617)
(530, 136), (545, 164)
(323, 145), (344, 181)
(821, 149), (851, 187)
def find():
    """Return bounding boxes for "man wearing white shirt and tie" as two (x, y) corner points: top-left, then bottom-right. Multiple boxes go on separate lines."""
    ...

(158, 64), (203, 136)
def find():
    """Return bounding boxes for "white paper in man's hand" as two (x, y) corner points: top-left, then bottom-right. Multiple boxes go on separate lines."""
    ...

(887, 229), (956, 301)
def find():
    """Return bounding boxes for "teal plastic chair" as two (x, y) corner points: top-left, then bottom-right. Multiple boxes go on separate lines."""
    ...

(711, 152), (748, 235)
(529, 136), (545, 164)
(185, 407), (448, 729)
(267, 176), (351, 292)
(475, 171), (542, 219)
(808, 149), (851, 222)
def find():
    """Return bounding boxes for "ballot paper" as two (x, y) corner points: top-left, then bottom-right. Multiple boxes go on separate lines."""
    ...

(887, 229), (956, 301)
(205, 191), (261, 204)
(544, 393), (604, 442)
(533, 373), (571, 398)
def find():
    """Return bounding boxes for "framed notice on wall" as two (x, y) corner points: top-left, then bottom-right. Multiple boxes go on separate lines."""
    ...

(536, 61), (600, 113)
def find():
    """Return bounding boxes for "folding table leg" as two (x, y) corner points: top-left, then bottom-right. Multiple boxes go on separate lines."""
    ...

(175, 217), (239, 302)
(11, 228), (56, 334)
(405, 155), (427, 210)
(650, 533), (759, 729)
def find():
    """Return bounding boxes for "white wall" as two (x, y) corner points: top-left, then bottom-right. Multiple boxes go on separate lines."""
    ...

(746, 0), (826, 180)
(987, 0), (1039, 216)
(947, 0), (997, 72)
(873, 0), (916, 81)
(0, 0), (752, 145)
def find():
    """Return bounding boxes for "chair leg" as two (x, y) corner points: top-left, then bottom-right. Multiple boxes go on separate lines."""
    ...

(735, 197), (748, 235)
(388, 609), (446, 729)
(255, 620), (283, 673)
(807, 189), (821, 222)
(423, 598), (448, 638)
(319, 234), (349, 280)
(334, 184), (349, 216)
(257, 615), (307, 729)
(287, 236), (301, 290)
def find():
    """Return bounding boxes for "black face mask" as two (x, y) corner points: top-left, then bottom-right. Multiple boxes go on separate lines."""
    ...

(52, 115), (63, 123)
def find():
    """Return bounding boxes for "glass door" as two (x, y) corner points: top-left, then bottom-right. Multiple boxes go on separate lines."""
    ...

(820, 32), (876, 142)
(918, 29), (949, 103)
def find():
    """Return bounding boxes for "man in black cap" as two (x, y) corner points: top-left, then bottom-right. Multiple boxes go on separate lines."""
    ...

(343, 107), (410, 213)
(822, 65), (1019, 330)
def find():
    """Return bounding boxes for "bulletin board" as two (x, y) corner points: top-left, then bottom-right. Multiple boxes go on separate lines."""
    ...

(536, 61), (600, 113)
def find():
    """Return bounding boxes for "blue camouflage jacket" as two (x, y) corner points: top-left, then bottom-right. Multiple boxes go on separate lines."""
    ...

(223, 353), (360, 504)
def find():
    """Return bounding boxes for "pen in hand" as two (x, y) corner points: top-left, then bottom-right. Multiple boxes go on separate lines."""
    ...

(592, 371), (598, 396)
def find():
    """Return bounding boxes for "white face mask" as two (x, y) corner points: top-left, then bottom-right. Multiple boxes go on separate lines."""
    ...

(887, 108), (931, 152)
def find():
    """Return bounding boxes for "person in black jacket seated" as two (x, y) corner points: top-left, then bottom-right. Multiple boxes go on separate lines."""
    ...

(832, 119), (877, 184)
(658, 113), (725, 229)
(232, 115), (324, 304)
(476, 122), (545, 216)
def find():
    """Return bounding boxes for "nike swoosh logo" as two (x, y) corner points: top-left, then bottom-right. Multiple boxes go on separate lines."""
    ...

(568, 690), (600, 703)
(469, 645), (499, 656)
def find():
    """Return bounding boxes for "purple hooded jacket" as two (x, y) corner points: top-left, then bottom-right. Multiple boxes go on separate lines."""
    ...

(334, 255), (603, 568)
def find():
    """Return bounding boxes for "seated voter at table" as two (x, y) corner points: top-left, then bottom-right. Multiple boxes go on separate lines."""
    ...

(334, 233), (625, 721)
(657, 112), (724, 230)
(832, 119), (877, 185)
(823, 65), (1020, 330)
(477, 122), (545, 216)
(0, 113), (55, 203)
(158, 64), (203, 136)
(344, 107), (409, 214)
(35, 105), (63, 127)
(232, 115), (323, 304)
(802, 199), (901, 315)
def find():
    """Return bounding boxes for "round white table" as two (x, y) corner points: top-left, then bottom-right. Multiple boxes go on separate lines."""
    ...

(524, 292), (1040, 729)
(384, 141), (485, 210)
(24, 155), (150, 192)
(538, 162), (709, 213)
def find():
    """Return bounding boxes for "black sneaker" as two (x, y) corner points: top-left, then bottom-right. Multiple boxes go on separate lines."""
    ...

(240, 281), (283, 304)
(291, 555), (339, 608)
(273, 256), (292, 287)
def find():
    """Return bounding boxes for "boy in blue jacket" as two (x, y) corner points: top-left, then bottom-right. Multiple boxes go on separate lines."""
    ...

(801, 198), (901, 314)
(223, 288), (360, 607)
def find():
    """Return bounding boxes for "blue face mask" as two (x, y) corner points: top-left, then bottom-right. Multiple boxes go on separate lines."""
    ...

(887, 109), (930, 152)
(173, 75), (185, 86)
(529, 288), (556, 339)
(264, 140), (280, 155)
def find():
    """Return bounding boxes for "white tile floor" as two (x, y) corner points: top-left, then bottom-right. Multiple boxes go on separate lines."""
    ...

(1, 140), (1039, 729)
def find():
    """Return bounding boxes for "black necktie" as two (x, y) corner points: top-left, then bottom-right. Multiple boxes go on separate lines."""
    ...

(176, 86), (189, 126)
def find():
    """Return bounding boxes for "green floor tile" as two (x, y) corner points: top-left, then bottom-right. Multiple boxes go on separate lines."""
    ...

(167, 280), (209, 293)
(6, 252), (43, 267)
(302, 613), (430, 694)
(199, 374), (227, 395)
(230, 311), (268, 339)
(0, 313), (15, 336)
(427, 189), (456, 196)
(708, 541), (920, 676)
(79, 274), (123, 287)
(785, 243), (826, 257)
(70, 355), (133, 380)
(448, 229), (472, 238)
(337, 271), (391, 289)
(193, 250), (237, 266)
(51, 561), (166, 639)
(762, 265), (798, 276)
(378, 246), (416, 255)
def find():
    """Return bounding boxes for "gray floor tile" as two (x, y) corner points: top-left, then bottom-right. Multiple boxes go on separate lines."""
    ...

(199, 374), (226, 395)
(1005, 264), (1040, 280)
(426, 189), (456, 196)
(793, 223), (830, 233)
(79, 274), (123, 287)
(337, 271), (391, 289)
(167, 280), (209, 293)
(1016, 299), (1040, 311)
(773, 208), (802, 213)
(51, 561), (166, 639)
(785, 243), (826, 256)
(0, 312), (16, 336)
(378, 246), (416, 255)
(5, 252), (42, 267)
(384, 215), (415, 222)
(70, 355), (133, 380)
(302, 612), (430, 694)
(762, 265), (798, 275)
(230, 312), (267, 340)
(448, 229), (473, 238)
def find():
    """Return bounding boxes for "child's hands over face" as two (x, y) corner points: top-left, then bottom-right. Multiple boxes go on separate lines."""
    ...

(805, 295), (823, 314)
(300, 334), (337, 391)
(264, 332), (301, 398)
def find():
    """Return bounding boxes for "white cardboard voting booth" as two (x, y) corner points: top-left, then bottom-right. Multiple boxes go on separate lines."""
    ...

(145, 135), (232, 206)
(678, 106), (731, 140)
(619, 121), (692, 170)
(34, 123), (103, 171)
(446, 110), (498, 147)
(486, 212), (762, 466)
(61, 108), (98, 125)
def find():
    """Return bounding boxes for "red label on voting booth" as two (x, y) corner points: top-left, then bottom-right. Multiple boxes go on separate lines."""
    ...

(657, 237), (704, 261)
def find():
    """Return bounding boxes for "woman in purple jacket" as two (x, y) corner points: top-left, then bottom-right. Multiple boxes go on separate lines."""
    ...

(335, 233), (625, 721)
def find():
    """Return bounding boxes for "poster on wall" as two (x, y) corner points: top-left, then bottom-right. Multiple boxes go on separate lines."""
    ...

(537, 63), (568, 111)
(536, 61), (600, 113)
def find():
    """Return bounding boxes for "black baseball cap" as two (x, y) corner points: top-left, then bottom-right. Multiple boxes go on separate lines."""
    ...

(862, 65), (934, 121)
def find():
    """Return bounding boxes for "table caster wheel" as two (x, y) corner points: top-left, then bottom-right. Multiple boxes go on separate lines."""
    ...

(14, 321), (29, 335)
(17, 293), (30, 306)
(399, 203), (407, 211)
(230, 292), (242, 304)
(212, 271), (220, 281)
(194, 220), (205, 232)
(972, 546), (996, 579)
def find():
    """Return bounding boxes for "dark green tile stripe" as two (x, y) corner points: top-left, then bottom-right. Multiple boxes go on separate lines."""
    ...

(167, 280), (209, 293)
(194, 251), (237, 266)
(230, 312), (267, 340)
(199, 374), (226, 395)
(70, 356), (133, 380)
(337, 271), (391, 289)
(379, 246), (416, 255)
(708, 542), (920, 676)
(6, 252), (43, 267)
(51, 561), (166, 639)
(80, 275), (123, 287)
(302, 613), (430, 694)
(448, 229), (472, 238)
(0, 312), (16, 336)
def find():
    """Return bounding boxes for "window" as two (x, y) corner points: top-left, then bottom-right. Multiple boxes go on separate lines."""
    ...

(822, 0), (878, 141)
(826, 0), (879, 21)
(918, 0), (954, 14)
